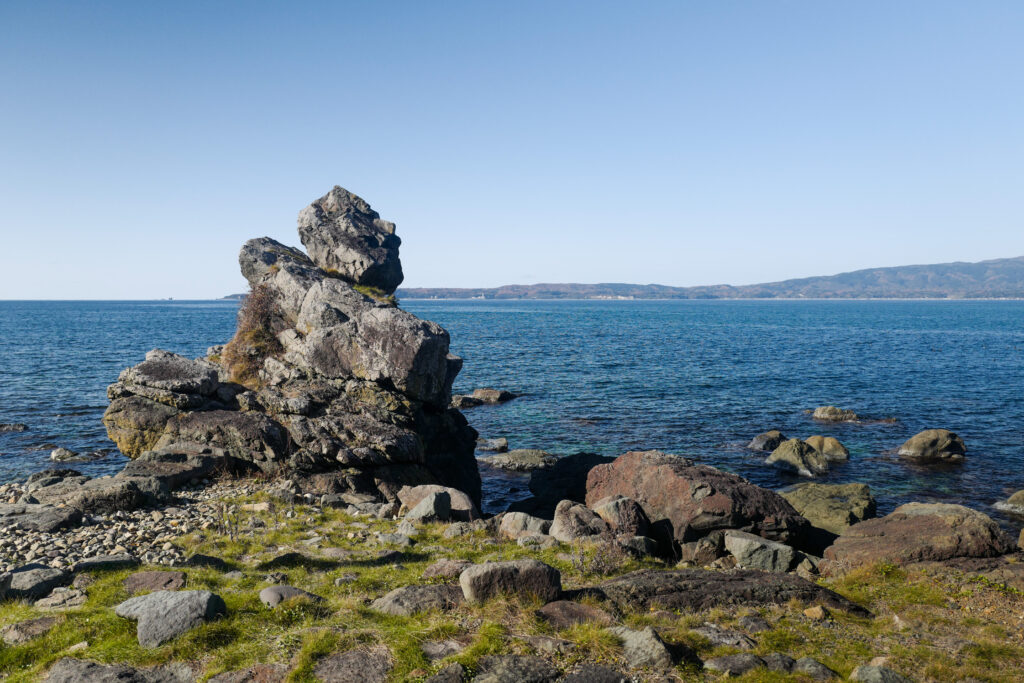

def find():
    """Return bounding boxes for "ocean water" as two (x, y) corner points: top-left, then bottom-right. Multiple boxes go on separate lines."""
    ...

(1, 299), (1022, 529)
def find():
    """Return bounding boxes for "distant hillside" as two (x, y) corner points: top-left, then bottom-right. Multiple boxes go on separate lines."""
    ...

(397, 256), (1024, 300)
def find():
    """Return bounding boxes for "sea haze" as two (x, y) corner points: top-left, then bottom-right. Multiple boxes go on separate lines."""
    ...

(1, 299), (1022, 529)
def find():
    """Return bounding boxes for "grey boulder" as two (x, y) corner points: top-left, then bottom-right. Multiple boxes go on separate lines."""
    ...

(608, 625), (675, 670)
(723, 530), (797, 572)
(259, 585), (324, 608)
(370, 584), (463, 616)
(548, 499), (608, 542)
(459, 559), (561, 603)
(115, 589), (227, 647)
(6, 564), (71, 600)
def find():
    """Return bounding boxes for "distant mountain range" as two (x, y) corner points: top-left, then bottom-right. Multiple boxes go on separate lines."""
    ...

(396, 255), (1024, 300)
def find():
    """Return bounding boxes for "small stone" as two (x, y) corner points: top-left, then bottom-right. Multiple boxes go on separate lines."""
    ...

(259, 585), (324, 608)
(804, 605), (830, 621)
(608, 626), (675, 670)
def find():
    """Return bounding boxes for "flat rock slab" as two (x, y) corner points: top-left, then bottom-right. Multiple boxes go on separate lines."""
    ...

(44, 657), (196, 682)
(424, 663), (466, 683)
(460, 559), (562, 604)
(115, 589), (226, 647)
(259, 584), (324, 608)
(474, 655), (560, 683)
(124, 571), (188, 594)
(2, 615), (58, 645)
(35, 587), (87, 610)
(0, 503), (83, 533)
(314, 645), (392, 683)
(6, 563), (71, 600)
(823, 502), (1014, 569)
(597, 569), (870, 616)
(74, 554), (140, 573)
(704, 653), (765, 676)
(422, 558), (472, 580)
(535, 600), (614, 629)
(370, 584), (462, 616)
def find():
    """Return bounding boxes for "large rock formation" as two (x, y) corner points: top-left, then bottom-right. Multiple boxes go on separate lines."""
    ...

(103, 187), (480, 506)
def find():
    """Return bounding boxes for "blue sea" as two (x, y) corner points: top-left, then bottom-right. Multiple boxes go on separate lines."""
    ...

(1, 300), (1022, 528)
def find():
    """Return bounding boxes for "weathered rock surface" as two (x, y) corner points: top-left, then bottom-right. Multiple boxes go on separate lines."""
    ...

(459, 559), (562, 603)
(522, 452), (614, 518)
(766, 439), (829, 477)
(397, 484), (480, 521)
(6, 564), (71, 600)
(898, 428), (966, 463)
(101, 187), (482, 509)
(804, 435), (850, 461)
(704, 653), (765, 676)
(597, 569), (869, 615)
(2, 615), (57, 645)
(560, 664), (629, 683)
(124, 571), (187, 594)
(849, 665), (914, 683)
(823, 502), (1013, 569)
(259, 585), (323, 608)
(44, 658), (196, 683)
(483, 449), (556, 471)
(422, 558), (472, 580)
(297, 186), (403, 293)
(0, 503), (82, 533)
(475, 656), (559, 683)
(115, 589), (227, 647)
(313, 645), (392, 683)
(476, 437), (509, 452)
(585, 450), (809, 546)
(748, 430), (787, 451)
(723, 530), (797, 572)
(781, 483), (877, 535)
(608, 625), (675, 669)
(499, 512), (550, 539)
(591, 495), (650, 538)
(549, 500), (608, 542)
(535, 600), (614, 629)
(812, 406), (858, 422)
(370, 584), (463, 615)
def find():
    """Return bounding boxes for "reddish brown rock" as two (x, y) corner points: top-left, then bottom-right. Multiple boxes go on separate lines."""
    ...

(585, 450), (809, 545)
(123, 571), (187, 594)
(823, 503), (1014, 570)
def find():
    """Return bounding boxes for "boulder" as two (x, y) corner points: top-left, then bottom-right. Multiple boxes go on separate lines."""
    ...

(549, 500), (608, 542)
(597, 569), (869, 616)
(102, 395), (181, 457)
(723, 530), (797, 572)
(823, 503), (1014, 569)
(1002, 489), (1024, 515)
(526, 452), (614, 517)
(590, 495), (650, 537)
(483, 449), (556, 472)
(477, 437), (509, 452)
(124, 571), (187, 594)
(422, 559), (473, 580)
(459, 560), (562, 603)
(849, 665), (914, 683)
(536, 600), (614, 629)
(370, 584), (463, 616)
(470, 388), (517, 404)
(425, 663), (467, 683)
(296, 185), (404, 293)
(499, 512), (551, 539)
(405, 490), (451, 523)
(313, 645), (392, 683)
(30, 475), (163, 514)
(6, 564), (71, 600)
(780, 483), (877, 535)
(812, 406), (858, 422)
(585, 450), (809, 546)
(74, 554), (139, 573)
(397, 484), (480, 521)
(748, 430), (787, 451)
(258, 585), (324, 608)
(115, 590), (227, 647)
(704, 654), (765, 676)
(607, 626), (674, 670)
(560, 665), (629, 683)
(117, 446), (225, 489)
(690, 623), (757, 650)
(898, 429), (966, 463)
(794, 657), (838, 680)
(766, 439), (829, 477)
(155, 410), (290, 471)
(43, 658), (196, 683)
(474, 656), (559, 683)
(0, 503), (82, 533)
(2, 616), (57, 645)
(804, 435), (850, 461)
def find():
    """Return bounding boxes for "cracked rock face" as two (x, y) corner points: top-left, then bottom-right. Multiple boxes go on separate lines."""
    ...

(101, 187), (480, 507)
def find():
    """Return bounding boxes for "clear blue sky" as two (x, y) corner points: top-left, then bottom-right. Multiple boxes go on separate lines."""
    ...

(2, 1), (1022, 299)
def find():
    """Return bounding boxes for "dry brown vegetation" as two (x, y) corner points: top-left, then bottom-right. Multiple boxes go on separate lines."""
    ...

(221, 284), (284, 388)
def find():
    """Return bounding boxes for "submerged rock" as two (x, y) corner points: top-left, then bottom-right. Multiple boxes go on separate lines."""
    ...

(803, 435), (849, 461)
(747, 430), (787, 451)
(766, 439), (829, 477)
(898, 428), (966, 463)
(482, 449), (556, 471)
(780, 483), (876, 535)
(0, 423), (28, 432)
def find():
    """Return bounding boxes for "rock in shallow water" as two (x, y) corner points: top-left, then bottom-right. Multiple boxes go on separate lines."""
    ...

(766, 438), (829, 477)
(780, 482), (877, 535)
(898, 428), (966, 463)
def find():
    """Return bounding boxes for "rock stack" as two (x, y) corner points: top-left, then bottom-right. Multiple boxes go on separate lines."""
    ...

(103, 186), (481, 505)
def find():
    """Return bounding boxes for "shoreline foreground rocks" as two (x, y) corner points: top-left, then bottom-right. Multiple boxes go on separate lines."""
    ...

(102, 186), (481, 508)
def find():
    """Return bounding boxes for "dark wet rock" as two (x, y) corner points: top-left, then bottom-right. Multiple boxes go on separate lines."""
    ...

(0, 423), (28, 432)
(823, 503), (1014, 570)
(423, 558), (472, 580)
(762, 653), (796, 672)
(723, 530), (796, 572)
(766, 438), (829, 477)
(73, 553), (139, 573)
(804, 435), (850, 461)
(748, 430), (788, 451)
(704, 653), (765, 676)
(898, 428), (966, 463)
(691, 622), (757, 649)
(6, 564), (71, 600)
(849, 665), (914, 683)
(477, 437), (509, 452)
(608, 626), (675, 669)
(259, 585), (324, 608)
(2, 615), (57, 645)
(597, 569), (869, 616)
(483, 449), (556, 472)
(812, 406), (858, 422)
(115, 589), (227, 647)
(590, 495), (650, 538)
(560, 664), (629, 683)
(535, 600), (614, 629)
(0, 503), (82, 533)
(124, 571), (187, 594)
(459, 559), (562, 603)
(181, 553), (230, 571)
(585, 450), (810, 547)
(780, 483), (877, 536)
(313, 645), (392, 683)
(297, 186), (403, 293)
(370, 584), (462, 615)
(474, 655), (559, 683)
(549, 500), (608, 542)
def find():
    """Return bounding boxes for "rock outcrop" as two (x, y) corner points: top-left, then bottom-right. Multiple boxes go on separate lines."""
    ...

(585, 451), (810, 548)
(102, 187), (481, 507)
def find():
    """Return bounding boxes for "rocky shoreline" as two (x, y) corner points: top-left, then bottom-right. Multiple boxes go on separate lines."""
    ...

(2, 188), (1023, 682)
